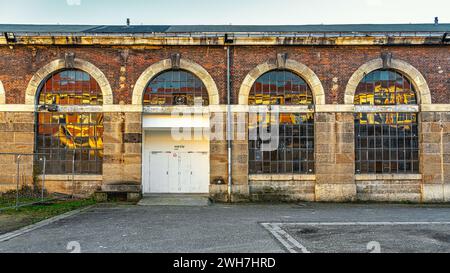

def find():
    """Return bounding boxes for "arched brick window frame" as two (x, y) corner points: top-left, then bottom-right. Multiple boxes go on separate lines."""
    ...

(238, 59), (325, 105)
(344, 58), (431, 105)
(0, 81), (5, 104)
(132, 58), (219, 105)
(25, 58), (113, 105)
(27, 58), (111, 175)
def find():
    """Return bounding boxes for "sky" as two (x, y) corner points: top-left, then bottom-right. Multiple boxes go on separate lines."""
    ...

(0, 0), (448, 25)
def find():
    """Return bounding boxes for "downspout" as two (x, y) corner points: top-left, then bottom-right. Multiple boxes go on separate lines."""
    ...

(226, 45), (233, 203)
(440, 120), (446, 201)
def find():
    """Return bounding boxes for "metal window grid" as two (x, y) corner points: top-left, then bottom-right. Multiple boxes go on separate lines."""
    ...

(248, 70), (313, 105)
(354, 69), (419, 174)
(143, 70), (209, 106)
(249, 113), (315, 175)
(39, 69), (103, 105)
(36, 69), (104, 175)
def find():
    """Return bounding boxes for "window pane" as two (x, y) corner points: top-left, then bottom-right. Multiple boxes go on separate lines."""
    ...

(248, 70), (313, 105)
(143, 70), (209, 106)
(355, 112), (418, 174)
(38, 69), (103, 106)
(36, 112), (103, 175)
(248, 113), (314, 174)
(354, 69), (417, 105)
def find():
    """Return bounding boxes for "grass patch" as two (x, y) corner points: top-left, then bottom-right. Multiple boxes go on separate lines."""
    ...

(0, 198), (96, 235)
(0, 185), (52, 209)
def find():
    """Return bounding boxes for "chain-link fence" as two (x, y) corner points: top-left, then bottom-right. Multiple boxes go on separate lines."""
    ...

(0, 152), (76, 211)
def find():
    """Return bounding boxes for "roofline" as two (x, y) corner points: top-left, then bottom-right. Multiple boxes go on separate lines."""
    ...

(1, 23), (449, 46)
(1, 33), (449, 46)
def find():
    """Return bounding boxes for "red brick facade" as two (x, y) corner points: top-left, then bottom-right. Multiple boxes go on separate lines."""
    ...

(1, 45), (448, 104)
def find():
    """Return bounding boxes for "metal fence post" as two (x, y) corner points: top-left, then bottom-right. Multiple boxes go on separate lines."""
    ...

(15, 154), (21, 210)
(41, 156), (46, 202)
(72, 150), (75, 198)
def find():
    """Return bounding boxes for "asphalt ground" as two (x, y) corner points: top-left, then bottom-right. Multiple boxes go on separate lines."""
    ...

(1, 203), (450, 253)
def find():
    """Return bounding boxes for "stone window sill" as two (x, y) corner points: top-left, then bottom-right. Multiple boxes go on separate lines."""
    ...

(37, 175), (103, 181)
(355, 174), (422, 181)
(249, 174), (316, 181)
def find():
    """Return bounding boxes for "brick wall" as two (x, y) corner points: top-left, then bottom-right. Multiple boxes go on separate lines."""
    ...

(232, 46), (450, 104)
(1, 45), (449, 105)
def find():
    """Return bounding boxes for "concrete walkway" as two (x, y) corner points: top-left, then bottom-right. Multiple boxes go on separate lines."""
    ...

(138, 194), (211, 206)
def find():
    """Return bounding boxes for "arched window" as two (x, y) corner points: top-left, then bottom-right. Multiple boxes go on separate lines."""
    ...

(248, 70), (313, 105)
(143, 70), (209, 106)
(354, 69), (419, 174)
(36, 69), (103, 174)
(249, 70), (314, 174)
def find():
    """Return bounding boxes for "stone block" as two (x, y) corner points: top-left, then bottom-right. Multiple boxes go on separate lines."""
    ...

(421, 112), (435, 122)
(14, 132), (34, 144)
(127, 192), (142, 202)
(316, 133), (331, 144)
(315, 183), (357, 202)
(124, 143), (141, 154)
(338, 143), (354, 154)
(101, 184), (141, 192)
(316, 144), (334, 154)
(125, 112), (142, 123)
(94, 192), (108, 202)
(232, 174), (249, 186)
(336, 153), (354, 164)
(421, 184), (446, 203)
(12, 123), (34, 132)
(125, 122), (142, 133)
(422, 163), (442, 176)
(123, 133), (142, 144)
(103, 133), (123, 144)
(336, 122), (354, 133)
(336, 133), (354, 144)
(335, 113), (354, 122)
(317, 173), (354, 184)
(103, 143), (123, 154)
(316, 154), (335, 163)
(423, 143), (440, 154)
(315, 122), (333, 133)
(123, 154), (142, 165)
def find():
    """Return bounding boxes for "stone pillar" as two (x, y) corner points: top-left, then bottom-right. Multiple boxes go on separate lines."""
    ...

(421, 112), (450, 202)
(209, 111), (228, 201)
(0, 112), (35, 192)
(315, 112), (356, 201)
(231, 111), (249, 202)
(209, 111), (249, 202)
(102, 112), (142, 193)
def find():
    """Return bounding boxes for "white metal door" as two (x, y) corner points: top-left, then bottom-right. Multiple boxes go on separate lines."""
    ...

(144, 129), (210, 194)
(190, 152), (210, 193)
(179, 153), (192, 193)
(148, 152), (169, 193)
(168, 152), (180, 193)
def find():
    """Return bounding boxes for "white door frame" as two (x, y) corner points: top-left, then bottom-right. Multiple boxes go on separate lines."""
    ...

(141, 114), (210, 194)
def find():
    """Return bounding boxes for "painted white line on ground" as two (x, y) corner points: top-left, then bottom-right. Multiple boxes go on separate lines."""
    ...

(261, 221), (450, 253)
(266, 222), (450, 226)
(261, 223), (310, 253)
(0, 206), (93, 243)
